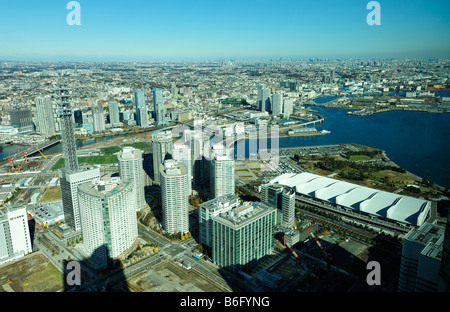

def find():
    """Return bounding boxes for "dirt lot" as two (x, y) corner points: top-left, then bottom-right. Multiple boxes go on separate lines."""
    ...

(0, 252), (64, 292)
(39, 187), (61, 202)
(127, 261), (231, 292)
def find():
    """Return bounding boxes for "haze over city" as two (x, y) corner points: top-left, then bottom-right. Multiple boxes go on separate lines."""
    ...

(0, 0), (449, 60)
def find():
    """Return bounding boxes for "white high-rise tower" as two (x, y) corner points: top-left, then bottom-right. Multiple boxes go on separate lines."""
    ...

(160, 160), (189, 235)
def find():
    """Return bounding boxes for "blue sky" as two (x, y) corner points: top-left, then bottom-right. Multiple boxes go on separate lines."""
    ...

(0, 0), (449, 60)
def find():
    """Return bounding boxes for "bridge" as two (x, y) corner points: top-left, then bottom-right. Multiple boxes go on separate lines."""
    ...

(24, 140), (60, 157)
(297, 118), (325, 127)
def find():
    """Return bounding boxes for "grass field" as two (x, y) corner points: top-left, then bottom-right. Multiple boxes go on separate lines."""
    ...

(349, 155), (372, 161)
(122, 142), (152, 151)
(39, 187), (61, 202)
(52, 155), (118, 169)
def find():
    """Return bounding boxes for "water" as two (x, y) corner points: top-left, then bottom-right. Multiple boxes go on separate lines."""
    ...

(236, 95), (450, 189)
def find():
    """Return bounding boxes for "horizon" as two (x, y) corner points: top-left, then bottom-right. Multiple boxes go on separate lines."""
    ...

(0, 0), (449, 61)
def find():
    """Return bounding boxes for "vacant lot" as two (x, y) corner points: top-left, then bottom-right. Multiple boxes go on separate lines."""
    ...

(39, 187), (61, 202)
(0, 252), (64, 292)
(127, 261), (230, 292)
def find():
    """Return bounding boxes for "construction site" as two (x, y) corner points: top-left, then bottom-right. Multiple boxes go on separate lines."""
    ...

(3, 144), (49, 174)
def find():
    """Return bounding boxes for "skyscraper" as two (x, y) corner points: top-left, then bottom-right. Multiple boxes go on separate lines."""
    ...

(261, 183), (295, 228)
(35, 96), (56, 137)
(172, 141), (192, 195)
(211, 145), (235, 199)
(57, 88), (100, 232)
(160, 160), (189, 235)
(92, 104), (105, 133)
(77, 178), (138, 269)
(398, 222), (445, 292)
(56, 88), (78, 173)
(0, 206), (32, 265)
(108, 100), (120, 125)
(118, 147), (146, 210)
(199, 194), (239, 250)
(271, 92), (283, 116)
(153, 88), (166, 126)
(135, 90), (149, 128)
(211, 201), (276, 273)
(151, 130), (173, 185)
(283, 98), (294, 117)
(257, 85), (271, 113)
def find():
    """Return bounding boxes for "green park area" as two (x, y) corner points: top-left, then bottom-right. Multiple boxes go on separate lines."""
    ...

(348, 154), (372, 161)
(52, 155), (118, 170)
(101, 142), (152, 155)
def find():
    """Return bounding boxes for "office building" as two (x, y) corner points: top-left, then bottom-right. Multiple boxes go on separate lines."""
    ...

(9, 109), (34, 134)
(152, 130), (173, 185)
(261, 183), (295, 228)
(59, 167), (101, 232)
(118, 147), (146, 210)
(108, 100), (120, 125)
(438, 210), (450, 291)
(398, 222), (445, 292)
(211, 145), (235, 199)
(257, 86), (271, 113)
(0, 206), (32, 265)
(212, 201), (276, 273)
(92, 104), (105, 133)
(35, 96), (56, 137)
(199, 194), (240, 249)
(190, 132), (211, 190)
(160, 160), (189, 235)
(153, 88), (166, 126)
(77, 178), (138, 269)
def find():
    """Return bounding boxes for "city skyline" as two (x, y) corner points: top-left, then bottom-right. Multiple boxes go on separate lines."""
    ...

(0, 0), (449, 61)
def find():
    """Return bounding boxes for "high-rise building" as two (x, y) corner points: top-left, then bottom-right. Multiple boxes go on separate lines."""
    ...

(257, 86), (271, 113)
(160, 160), (189, 235)
(172, 141), (192, 195)
(398, 222), (445, 292)
(92, 104), (105, 133)
(35, 96), (56, 137)
(108, 100), (120, 125)
(57, 88), (101, 232)
(56, 88), (78, 173)
(77, 178), (138, 269)
(59, 167), (101, 232)
(151, 130), (173, 185)
(153, 88), (166, 126)
(438, 210), (450, 291)
(211, 201), (276, 273)
(118, 147), (146, 210)
(0, 206), (32, 265)
(190, 132), (211, 190)
(199, 194), (239, 250)
(135, 90), (149, 128)
(283, 98), (294, 117)
(261, 183), (295, 228)
(271, 92), (283, 116)
(211, 146), (235, 199)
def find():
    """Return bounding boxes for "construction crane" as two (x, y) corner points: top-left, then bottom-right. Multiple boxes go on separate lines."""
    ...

(306, 227), (334, 268)
(7, 148), (22, 171)
(35, 147), (47, 159)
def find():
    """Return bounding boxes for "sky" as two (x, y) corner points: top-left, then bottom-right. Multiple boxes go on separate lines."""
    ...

(0, 0), (449, 61)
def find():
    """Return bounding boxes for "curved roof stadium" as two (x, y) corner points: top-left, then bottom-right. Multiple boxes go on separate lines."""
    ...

(269, 172), (430, 227)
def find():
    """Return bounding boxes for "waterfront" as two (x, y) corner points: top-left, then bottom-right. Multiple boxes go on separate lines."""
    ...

(235, 97), (450, 189)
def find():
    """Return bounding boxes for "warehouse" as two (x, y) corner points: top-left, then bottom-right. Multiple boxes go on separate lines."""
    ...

(269, 172), (430, 227)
